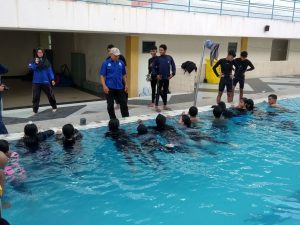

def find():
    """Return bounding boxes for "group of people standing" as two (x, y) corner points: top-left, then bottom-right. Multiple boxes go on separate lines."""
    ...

(99, 44), (176, 119)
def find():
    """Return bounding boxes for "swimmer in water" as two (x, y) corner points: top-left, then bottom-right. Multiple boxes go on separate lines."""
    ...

(56, 124), (82, 150)
(17, 123), (54, 152)
(105, 119), (150, 166)
(0, 140), (28, 193)
(188, 106), (199, 123)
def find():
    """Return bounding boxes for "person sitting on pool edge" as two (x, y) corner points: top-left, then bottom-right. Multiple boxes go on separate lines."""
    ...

(17, 122), (54, 152)
(56, 124), (82, 149)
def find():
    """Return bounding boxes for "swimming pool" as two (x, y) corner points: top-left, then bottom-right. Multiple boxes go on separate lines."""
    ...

(4, 97), (300, 225)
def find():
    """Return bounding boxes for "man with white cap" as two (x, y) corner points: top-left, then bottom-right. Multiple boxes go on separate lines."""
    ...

(99, 47), (129, 119)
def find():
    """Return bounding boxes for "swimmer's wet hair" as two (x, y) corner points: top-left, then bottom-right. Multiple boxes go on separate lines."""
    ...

(268, 94), (277, 100)
(137, 124), (148, 135)
(108, 118), (120, 132)
(188, 106), (198, 117)
(218, 101), (226, 112)
(62, 124), (75, 139)
(156, 114), (166, 128)
(245, 99), (254, 111)
(0, 140), (9, 153)
(213, 106), (223, 118)
(24, 123), (38, 137)
(182, 115), (191, 128)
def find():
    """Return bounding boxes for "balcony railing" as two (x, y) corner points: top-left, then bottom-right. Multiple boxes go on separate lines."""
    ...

(76, 0), (300, 22)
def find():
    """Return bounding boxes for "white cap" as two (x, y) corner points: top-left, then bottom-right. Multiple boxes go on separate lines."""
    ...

(110, 47), (121, 56)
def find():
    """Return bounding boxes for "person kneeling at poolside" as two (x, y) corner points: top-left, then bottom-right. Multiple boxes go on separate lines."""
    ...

(17, 123), (54, 152)
(0, 140), (27, 193)
(56, 124), (82, 149)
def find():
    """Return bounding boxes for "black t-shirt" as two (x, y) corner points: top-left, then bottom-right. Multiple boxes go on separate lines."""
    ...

(233, 58), (254, 78)
(148, 56), (159, 76)
(213, 58), (235, 78)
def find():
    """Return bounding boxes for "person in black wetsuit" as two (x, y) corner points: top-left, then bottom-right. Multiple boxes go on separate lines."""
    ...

(232, 51), (255, 101)
(213, 50), (236, 104)
(17, 123), (54, 152)
(152, 44), (176, 112)
(105, 119), (152, 166)
(147, 46), (160, 107)
(56, 124), (82, 150)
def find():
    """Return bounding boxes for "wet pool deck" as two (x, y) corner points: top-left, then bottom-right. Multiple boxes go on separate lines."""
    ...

(2, 75), (300, 135)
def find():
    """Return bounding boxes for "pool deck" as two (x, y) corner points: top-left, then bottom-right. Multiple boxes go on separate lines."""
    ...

(2, 75), (300, 136)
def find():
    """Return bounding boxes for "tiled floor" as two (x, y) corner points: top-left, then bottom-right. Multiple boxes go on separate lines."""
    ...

(2, 78), (101, 109)
(2, 75), (300, 134)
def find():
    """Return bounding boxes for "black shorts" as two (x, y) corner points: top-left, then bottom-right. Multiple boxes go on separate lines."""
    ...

(233, 77), (245, 89)
(219, 77), (233, 92)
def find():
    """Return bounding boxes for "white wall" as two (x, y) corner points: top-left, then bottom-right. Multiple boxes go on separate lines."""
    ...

(2, 0), (300, 39)
(0, 31), (39, 76)
(73, 33), (126, 83)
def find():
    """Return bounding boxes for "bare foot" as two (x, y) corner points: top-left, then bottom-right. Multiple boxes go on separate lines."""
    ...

(148, 103), (154, 107)
(155, 107), (161, 112)
(52, 109), (57, 112)
(163, 106), (172, 111)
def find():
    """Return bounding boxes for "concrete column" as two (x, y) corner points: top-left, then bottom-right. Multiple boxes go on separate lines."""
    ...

(125, 36), (139, 98)
(39, 32), (51, 49)
(240, 37), (248, 52)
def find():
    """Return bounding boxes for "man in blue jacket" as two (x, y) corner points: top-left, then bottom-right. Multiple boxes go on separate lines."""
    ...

(99, 48), (129, 119)
(153, 44), (176, 112)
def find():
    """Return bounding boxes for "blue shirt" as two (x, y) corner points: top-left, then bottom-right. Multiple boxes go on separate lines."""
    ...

(152, 55), (176, 79)
(28, 63), (54, 84)
(99, 58), (126, 90)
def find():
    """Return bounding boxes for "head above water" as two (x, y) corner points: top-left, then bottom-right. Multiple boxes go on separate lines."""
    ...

(156, 114), (167, 128)
(268, 94), (277, 105)
(137, 124), (148, 135)
(218, 101), (226, 112)
(108, 119), (120, 132)
(181, 115), (191, 128)
(213, 106), (223, 118)
(0, 140), (9, 154)
(239, 97), (248, 108)
(188, 106), (198, 117)
(245, 98), (254, 111)
(227, 50), (236, 61)
(62, 124), (75, 139)
(24, 123), (38, 137)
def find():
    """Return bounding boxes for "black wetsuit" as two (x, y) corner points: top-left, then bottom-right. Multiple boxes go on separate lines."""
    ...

(233, 58), (254, 89)
(56, 129), (83, 150)
(17, 130), (55, 152)
(148, 56), (159, 104)
(213, 58), (235, 92)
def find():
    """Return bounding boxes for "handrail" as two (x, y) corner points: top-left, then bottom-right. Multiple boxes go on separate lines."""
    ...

(74, 0), (300, 22)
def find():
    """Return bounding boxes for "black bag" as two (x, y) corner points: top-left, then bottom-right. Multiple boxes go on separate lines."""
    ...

(181, 61), (197, 74)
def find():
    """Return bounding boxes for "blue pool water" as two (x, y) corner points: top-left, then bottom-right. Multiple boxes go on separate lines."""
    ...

(4, 98), (300, 225)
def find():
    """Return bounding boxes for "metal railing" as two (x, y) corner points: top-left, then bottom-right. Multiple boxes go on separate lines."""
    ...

(77, 0), (300, 22)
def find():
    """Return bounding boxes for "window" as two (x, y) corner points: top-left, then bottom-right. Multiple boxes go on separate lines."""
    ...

(142, 41), (156, 53)
(270, 39), (289, 61)
(228, 42), (238, 53)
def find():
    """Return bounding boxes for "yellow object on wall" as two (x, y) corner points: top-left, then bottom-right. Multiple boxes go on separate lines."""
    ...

(125, 36), (139, 98)
(205, 59), (220, 84)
